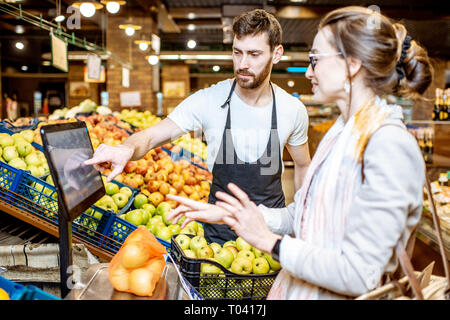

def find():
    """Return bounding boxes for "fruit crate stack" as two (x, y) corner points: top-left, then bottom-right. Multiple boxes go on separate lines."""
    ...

(170, 234), (280, 300)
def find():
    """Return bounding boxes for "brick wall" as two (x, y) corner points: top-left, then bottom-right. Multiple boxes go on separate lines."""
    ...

(106, 16), (156, 113)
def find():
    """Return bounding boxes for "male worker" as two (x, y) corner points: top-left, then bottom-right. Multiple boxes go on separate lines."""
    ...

(86, 9), (311, 245)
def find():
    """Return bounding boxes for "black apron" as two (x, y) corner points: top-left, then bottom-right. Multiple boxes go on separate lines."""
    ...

(205, 79), (285, 245)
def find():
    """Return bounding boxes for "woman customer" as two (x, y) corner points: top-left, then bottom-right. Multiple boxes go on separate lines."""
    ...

(168, 6), (433, 299)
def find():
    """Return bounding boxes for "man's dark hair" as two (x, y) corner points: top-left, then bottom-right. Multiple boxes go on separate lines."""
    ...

(232, 9), (282, 51)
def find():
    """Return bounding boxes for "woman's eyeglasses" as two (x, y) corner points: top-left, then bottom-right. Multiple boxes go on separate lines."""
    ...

(308, 52), (343, 70)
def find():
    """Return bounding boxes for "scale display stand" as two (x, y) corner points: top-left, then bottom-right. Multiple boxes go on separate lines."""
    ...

(40, 122), (105, 298)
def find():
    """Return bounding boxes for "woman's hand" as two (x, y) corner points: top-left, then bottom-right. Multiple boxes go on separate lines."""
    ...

(166, 195), (231, 228)
(216, 183), (281, 254)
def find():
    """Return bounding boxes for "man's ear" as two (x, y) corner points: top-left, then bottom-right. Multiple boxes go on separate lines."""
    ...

(347, 56), (362, 78)
(272, 44), (284, 65)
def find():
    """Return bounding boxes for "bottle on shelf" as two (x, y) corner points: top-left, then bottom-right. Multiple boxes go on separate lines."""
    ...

(425, 127), (433, 164)
(417, 128), (427, 162)
(445, 88), (450, 121)
(433, 88), (440, 121)
(442, 89), (448, 121)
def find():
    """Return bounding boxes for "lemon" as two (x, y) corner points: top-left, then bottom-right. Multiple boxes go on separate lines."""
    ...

(0, 288), (10, 300)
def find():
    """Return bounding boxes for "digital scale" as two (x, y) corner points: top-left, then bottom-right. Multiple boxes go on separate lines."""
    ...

(40, 121), (105, 298)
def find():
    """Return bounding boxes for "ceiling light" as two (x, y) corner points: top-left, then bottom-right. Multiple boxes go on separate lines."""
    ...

(290, 0), (306, 2)
(187, 39), (197, 49)
(55, 15), (65, 22)
(72, 1), (103, 18)
(287, 80), (295, 87)
(125, 27), (135, 36)
(21, 65), (28, 71)
(147, 55), (159, 65)
(139, 42), (148, 51)
(212, 65), (220, 72)
(101, 0), (126, 14)
(15, 41), (24, 50)
(187, 24), (196, 31)
(15, 25), (25, 34)
(187, 12), (195, 19)
(119, 23), (142, 36)
(42, 61), (51, 66)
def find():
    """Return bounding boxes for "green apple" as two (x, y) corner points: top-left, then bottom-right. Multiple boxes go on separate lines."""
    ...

(200, 262), (223, 274)
(223, 240), (236, 248)
(161, 209), (173, 226)
(142, 203), (156, 217)
(197, 224), (204, 237)
(24, 152), (41, 167)
(2, 146), (19, 162)
(141, 210), (150, 225)
(214, 247), (234, 269)
(180, 226), (196, 236)
(252, 247), (264, 259)
(11, 133), (26, 145)
(236, 237), (252, 251)
(189, 235), (207, 254)
(209, 242), (222, 255)
(125, 209), (144, 226)
(8, 158), (27, 170)
(0, 134), (14, 148)
(252, 257), (270, 274)
(183, 249), (196, 259)
(149, 215), (164, 225)
(96, 195), (118, 213)
(263, 253), (281, 272)
(230, 257), (252, 275)
(225, 246), (238, 259)
(237, 250), (255, 262)
(105, 182), (120, 196)
(27, 165), (42, 177)
(185, 221), (199, 233)
(197, 245), (214, 259)
(119, 214), (127, 220)
(119, 186), (133, 198)
(19, 129), (34, 143)
(41, 162), (50, 175)
(168, 224), (181, 236)
(112, 192), (128, 209)
(156, 201), (172, 216)
(133, 193), (148, 209)
(15, 141), (33, 157)
(148, 220), (164, 235)
(155, 225), (172, 241)
(175, 234), (191, 250)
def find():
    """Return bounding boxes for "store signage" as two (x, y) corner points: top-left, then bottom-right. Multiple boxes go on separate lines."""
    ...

(87, 54), (101, 80)
(84, 65), (106, 83)
(50, 33), (68, 72)
(120, 91), (141, 107)
(122, 67), (130, 88)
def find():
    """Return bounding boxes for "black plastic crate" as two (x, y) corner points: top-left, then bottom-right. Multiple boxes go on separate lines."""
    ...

(170, 234), (279, 300)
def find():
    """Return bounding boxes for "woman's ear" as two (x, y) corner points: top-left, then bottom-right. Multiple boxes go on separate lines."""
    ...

(347, 56), (362, 78)
(272, 44), (284, 65)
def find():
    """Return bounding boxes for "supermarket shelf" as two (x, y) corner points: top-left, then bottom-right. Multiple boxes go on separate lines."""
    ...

(0, 199), (114, 262)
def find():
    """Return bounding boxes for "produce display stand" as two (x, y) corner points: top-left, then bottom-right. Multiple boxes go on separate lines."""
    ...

(417, 212), (450, 261)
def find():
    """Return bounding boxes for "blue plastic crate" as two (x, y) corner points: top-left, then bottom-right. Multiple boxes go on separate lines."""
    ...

(14, 172), (114, 247)
(0, 119), (39, 133)
(0, 275), (27, 300)
(0, 161), (25, 193)
(101, 214), (171, 254)
(0, 276), (60, 300)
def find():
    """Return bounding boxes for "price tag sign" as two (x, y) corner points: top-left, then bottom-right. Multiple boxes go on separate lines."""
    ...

(87, 54), (101, 80)
(120, 91), (141, 107)
(50, 33), (68, 72)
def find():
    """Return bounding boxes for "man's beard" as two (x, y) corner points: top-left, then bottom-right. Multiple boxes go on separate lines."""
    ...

(234, 58), (273, 89)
